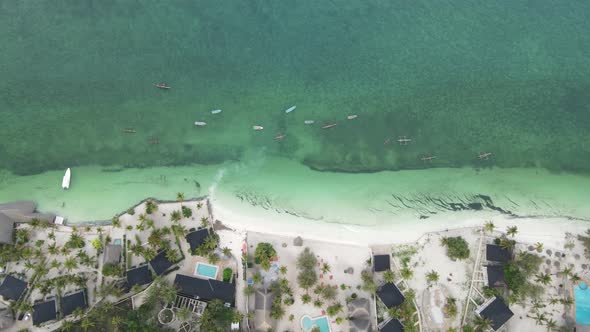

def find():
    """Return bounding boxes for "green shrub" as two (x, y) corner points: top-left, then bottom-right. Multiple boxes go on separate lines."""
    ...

(440, 236), (470, 260)
(181, 206), (192, 218)
(102, 263), (122, 277)
(254, 243), (276, 271)
(223, 268), (233, 282)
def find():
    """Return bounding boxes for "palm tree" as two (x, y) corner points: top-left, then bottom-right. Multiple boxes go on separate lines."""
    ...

(81, 317), (95, 331)
(244, 284), (255, 296)
(321, 263), (331, 274)
(474, 316), (493, 331)
(572, 273), (582, 283)
(383, 270), (395, 283)
(171, 210), (182, 223)
(280, 266), (288, 275)
(208, 253), (220, 264)
(111, 216), (121, 227)
(48, 231), (56, 240)
(426, 270), (440, 285)
(176, 307), (191, 322)
(111, 316), (123, 332)
(535, 273), (552, 285)
(177, 192), (185, 203)
(506, 226), (518, 237)
(24, 260), (35, 272)
(48, 242), (60, 255)
(253, 272), (262, 285)
(534, 312), (546, 325)
(73, 307), (85, 319)
(145, 219), (155, 229)
(534, 242), (544, 253)
(222, 247), (232, 257)
(200, 217), (209, 228)
(64, 257), (78, 272)
(166, 249), (180, 263)
(301, 293), (312, 304)
(171, 224), (188, 238)
(545, 318), (557, 331)
(60, 320), (75, 331)
(50, 259), (61, 270)
(562, 267), (573, 278)
(484, 221), (495, 233)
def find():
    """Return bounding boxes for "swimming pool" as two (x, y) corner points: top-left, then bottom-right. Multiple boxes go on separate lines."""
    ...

(194, 262), (219, 279)
(301, 315), (331, 332)
(576, 282), (590, 325)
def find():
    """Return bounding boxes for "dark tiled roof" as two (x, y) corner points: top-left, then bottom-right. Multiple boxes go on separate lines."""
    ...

(0, 275), (27, 301)
(185, 228), (209, 252)
(32, 299), (56, 326)
(60, 290), (87, 317)
(380, 318), (404, 332)
(377, 283), (405, 308)
(126, 265), (153, 289)
(373, 254), (391, 272)
(486, 265), (506, 288)
(174, 274), (235, 306)
(479, 297), (514, 330)
(486, 244), (511, 263)
(149, 250), (175, 276)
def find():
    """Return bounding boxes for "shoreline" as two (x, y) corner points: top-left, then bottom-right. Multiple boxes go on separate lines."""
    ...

(210, 194), (588, 248)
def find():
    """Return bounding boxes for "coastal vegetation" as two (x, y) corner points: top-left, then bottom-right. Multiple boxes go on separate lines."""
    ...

(440, 236), (470, 260)
(296, 247), (318, 290)
(504, 252), (543, 303)
(254, 242), (277, 271)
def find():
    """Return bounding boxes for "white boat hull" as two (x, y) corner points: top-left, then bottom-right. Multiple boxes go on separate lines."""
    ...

(194, 121), (207, 126)
(62, 168), (71, 189)
(284, 105), (296, 113)
(253, 125), (264, 131)
(211, 109), (222, 114)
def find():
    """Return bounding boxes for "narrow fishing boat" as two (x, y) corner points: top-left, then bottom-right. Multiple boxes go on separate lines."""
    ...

(122, 128), (136, 134)
(62, 168), (71, 189)
(275, 133), (286, 140)
(304, 120), (315, 125)
(211, 109), (222, 114)
(148, 138), (160, 145)
(347, 114), (358, 120)
(284, 105), (296, 114)
(253, 125), (264, 131)
(154, 83), (171, 90)
(321, 123), (337, 129)
(194, 121), (207, 127)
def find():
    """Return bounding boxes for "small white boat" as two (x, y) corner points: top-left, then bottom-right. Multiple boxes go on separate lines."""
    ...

(211, 109), (222, 114)
(304, 120), (315, 125)
(347, 114), (358, 120)
(194, 121), (207, 127)
(284, 105), (296, 114)
(62, 168), (71, 189)
(253, 125), (264, 131)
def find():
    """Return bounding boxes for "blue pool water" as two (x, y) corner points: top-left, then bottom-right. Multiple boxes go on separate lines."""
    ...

(195, 263), (219, 279)
(301, 315), (331, 332)
(575, 282), (590, 325)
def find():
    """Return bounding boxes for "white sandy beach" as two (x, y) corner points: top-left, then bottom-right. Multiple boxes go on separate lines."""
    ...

(211, 192), (588, 248)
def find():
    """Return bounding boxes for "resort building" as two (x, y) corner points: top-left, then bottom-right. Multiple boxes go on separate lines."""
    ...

(126, 265), (153, 291)
(0, 275), (28, 301)
(476, 296), (514, 331)
(0, 306), (14, 330)
(32, 298), (57, 326)
(60, 290), (88, 317)
(0, 212), (14, 245)
(373, 254), (391, 272)
(347, 298), (372, 332)
(0, 201), (56, 224)
(253, 289), (276, 332)
(173, 274), (236, 307)
(486, 244), (512, 264)
(149, 250), (176, 276)
(103, 244), (122, 265)
(486, 265), (507, 289)
(377, 282), (405, 308)
(379, 318), (404, 332)
(186, 228), (210, 253)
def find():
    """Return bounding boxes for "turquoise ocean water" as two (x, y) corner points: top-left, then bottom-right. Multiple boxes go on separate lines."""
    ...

(1, 1), (589, 222)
